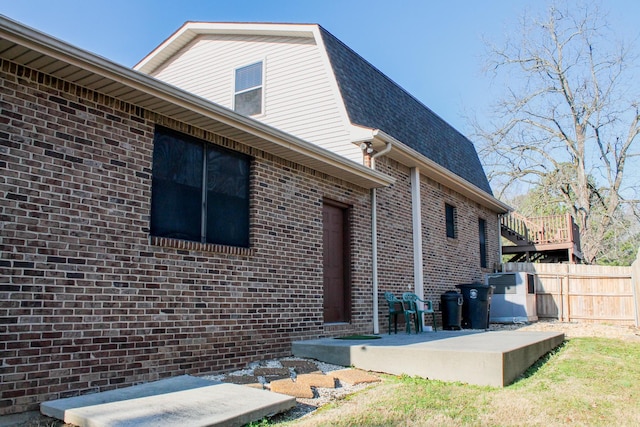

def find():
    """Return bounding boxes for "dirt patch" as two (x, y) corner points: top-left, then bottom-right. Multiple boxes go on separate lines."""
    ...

(490, 319), (640, 341)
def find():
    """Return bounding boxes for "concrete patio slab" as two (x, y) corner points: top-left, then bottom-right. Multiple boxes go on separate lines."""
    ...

(40, 375), (296, 427)
(292, 330), (564, 387)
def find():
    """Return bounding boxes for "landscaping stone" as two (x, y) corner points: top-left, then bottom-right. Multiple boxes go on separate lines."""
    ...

(269, 379), (314, 399)
(331, 369), (381, 385)
(280, 360), (320, 374)
(254, 367), (292, 381)
(295, 373), (337, 389)
(222, 375), (261, 385)
(245, 383), (266, 390)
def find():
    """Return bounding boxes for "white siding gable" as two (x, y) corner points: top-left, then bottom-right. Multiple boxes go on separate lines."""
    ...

(148, 33), (363, 163)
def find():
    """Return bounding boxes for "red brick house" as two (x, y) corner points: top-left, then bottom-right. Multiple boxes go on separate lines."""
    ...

(0, 18), (507, 414)
(135, 22), (510, 329)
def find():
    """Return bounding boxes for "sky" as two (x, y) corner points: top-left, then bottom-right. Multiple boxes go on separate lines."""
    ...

(1, 0), (639, 135)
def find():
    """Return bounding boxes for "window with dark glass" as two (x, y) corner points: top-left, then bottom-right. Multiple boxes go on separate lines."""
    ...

(445, 203), (456, 238)
(150, 127), (250, 247)
(479, 218), (487, 268)
(234, 61), (263, 116)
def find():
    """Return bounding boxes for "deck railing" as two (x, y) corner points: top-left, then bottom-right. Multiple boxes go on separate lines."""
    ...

(501, 212), (578, 246)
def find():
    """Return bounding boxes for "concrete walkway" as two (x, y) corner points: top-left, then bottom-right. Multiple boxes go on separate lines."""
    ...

(40, 375), (295, 427)
(293, 330), (564, 387)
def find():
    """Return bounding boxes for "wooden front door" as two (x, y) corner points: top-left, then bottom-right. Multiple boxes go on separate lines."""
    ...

(322, 202), (350, 323)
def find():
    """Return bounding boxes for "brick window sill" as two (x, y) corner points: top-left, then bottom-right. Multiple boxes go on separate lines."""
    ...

(150, 236), (253, 256)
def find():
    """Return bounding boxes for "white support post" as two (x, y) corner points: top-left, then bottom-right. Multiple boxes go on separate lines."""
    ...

(410, 168), (425, 324)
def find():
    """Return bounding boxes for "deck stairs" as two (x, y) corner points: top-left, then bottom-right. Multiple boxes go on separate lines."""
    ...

(501, 212), (538, 246)
(500, 212), (583, 263)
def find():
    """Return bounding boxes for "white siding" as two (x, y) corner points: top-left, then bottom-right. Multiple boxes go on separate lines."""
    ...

(150, 34), (362, 162)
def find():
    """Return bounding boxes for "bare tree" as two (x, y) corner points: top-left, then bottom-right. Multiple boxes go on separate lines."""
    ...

(476, 2), (640, 263)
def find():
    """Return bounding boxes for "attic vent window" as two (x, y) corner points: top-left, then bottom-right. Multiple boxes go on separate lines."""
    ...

(445, 203), (457, 239)
(234, 61), (263, 116)
(479, 218), (488, 268)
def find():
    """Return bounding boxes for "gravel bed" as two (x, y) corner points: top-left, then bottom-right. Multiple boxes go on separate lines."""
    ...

(202, 357), (380, 423)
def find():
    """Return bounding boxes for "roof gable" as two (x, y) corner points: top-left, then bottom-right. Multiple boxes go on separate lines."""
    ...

(135, 22), (318, 74)
(136, 21), (496, 198)
(0, 16), (392, 190)
(319, 27), (493, 195)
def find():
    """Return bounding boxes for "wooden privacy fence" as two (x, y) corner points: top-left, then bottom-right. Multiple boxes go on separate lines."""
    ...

(502, 253), (640, 326)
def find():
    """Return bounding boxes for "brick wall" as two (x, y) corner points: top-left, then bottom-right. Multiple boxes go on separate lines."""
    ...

(374, 157), (501, 328)
(376, 158), (415, 289)
(0, 61), (372, 414)
(420, 172), (500, 288)
(0, 58), (501, 414)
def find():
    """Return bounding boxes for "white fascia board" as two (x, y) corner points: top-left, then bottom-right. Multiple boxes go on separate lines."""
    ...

(133, 25), (198, 73)
(349, 124), (376, 144)
(372, 130), (511, 213)
(135, 22), (317, 73)
(310, 25), (357, 145)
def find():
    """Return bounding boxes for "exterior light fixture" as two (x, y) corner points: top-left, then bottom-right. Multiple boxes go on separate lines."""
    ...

(360, 141), (374, 154)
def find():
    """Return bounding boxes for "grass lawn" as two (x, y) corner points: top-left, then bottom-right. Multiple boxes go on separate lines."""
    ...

(277, 337), (640, 426)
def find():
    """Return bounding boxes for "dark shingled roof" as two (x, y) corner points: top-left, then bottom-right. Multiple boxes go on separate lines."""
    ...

(319, 27), (493, 195)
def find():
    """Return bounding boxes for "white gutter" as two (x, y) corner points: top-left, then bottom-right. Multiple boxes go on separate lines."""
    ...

(370, 142), (393, 334)
(372, 130), (510, 214)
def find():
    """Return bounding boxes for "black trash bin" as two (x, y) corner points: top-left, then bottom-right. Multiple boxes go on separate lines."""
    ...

(456, 283), (494, 329)
(440, 291), (463, 330)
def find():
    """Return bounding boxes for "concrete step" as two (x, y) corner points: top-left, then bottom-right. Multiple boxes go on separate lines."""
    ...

(41, 375), (296, 427)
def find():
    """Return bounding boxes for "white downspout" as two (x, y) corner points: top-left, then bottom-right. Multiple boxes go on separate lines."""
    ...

(371, 187), (380, 334)
(410, 167), (425, 324)
(497, 214), (504, 272)
(370, 142), (392, 335)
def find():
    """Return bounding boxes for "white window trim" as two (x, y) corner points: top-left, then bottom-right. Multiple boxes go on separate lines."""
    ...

(232, 58), (266, 117)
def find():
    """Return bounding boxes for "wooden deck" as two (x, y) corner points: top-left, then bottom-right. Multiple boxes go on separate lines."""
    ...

(501, 213), (583, 263)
